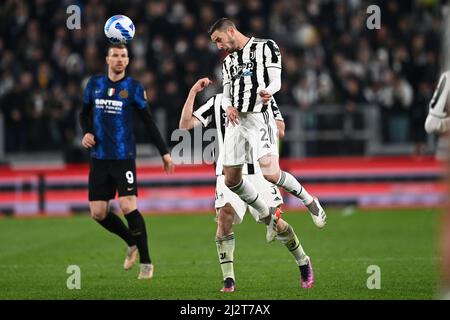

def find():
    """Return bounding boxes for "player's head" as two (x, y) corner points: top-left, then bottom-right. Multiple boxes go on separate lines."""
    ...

(208, 18), (239, 53)
(106, 44), (129, 74)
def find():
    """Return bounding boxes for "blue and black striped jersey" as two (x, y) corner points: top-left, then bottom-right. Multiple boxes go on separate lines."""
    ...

(82, 75), (160, 160)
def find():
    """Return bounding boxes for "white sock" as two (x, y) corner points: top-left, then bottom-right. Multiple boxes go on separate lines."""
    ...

(276, 171), (313, 205)
(229, 178), (269, 218)
(216, 233), (235, 280)
(277, 224), (309, 266)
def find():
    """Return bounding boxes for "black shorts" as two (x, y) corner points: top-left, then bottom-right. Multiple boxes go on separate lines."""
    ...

(88, 158), (138, 201)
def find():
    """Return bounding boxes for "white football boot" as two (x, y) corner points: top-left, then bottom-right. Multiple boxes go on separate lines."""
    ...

(138, 263), (154, 280)
(306, 198), (327, 228)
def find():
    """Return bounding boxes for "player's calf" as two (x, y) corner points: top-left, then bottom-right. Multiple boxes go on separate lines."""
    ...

(216, 204), (234, 237)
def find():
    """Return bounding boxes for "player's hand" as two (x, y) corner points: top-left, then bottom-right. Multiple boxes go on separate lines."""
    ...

(226, 106), (239, 126)
(259, 90), (272, 105)
(82, 133), (95, 148)
(162, 153), (174, 174)
(191, 78), (212, 94)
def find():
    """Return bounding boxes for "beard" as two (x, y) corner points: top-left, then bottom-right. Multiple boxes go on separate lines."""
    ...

(225, 37), (238, 53)
(111, 65), (125, 74)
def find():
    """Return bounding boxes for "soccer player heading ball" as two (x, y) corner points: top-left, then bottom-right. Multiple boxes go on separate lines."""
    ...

(180, 78), (315, 291)
(208, 18), (326, 237)
(79, 43), (173, 280)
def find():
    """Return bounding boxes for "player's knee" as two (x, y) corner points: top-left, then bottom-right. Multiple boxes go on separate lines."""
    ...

(225, 177), (240, 188)
(90, 208), (107, 221)
(118, 196), (137, 214)
(120, 202), (136, 215)
(217, 206), (234, 231)
(217, 221), (232, 236)
(259, 156), (280, 178)
(224, 167), (242, 188)
(263, 172), (279, 184)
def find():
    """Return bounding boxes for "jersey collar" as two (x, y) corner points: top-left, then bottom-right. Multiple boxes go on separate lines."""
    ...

(106, 74), (127, 85)
(238, 36), (254, 52)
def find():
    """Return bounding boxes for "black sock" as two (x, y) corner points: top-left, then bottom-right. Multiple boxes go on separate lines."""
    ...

(97, 212), (136, 247)
(125, 209), (151, 264)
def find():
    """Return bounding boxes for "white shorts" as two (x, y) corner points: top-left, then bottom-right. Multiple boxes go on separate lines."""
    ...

(223, 111), (279, 167)
(215, 174), (283, 225)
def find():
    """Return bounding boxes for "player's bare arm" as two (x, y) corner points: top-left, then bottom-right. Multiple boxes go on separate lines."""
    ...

(179, 77), (212, 130)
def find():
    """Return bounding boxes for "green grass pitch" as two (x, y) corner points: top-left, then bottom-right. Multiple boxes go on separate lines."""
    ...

(0, 208), (441, 299)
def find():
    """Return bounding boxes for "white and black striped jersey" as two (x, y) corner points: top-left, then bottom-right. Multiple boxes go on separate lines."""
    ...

(193, 94), (283, 176)
(428, 70), (450, 118)
(425, 70), (450, 134)
(222, 37), (282, 113)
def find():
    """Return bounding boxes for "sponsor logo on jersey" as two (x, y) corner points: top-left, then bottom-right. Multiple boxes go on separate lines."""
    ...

(95, 99), (124, 114)
(95, 99), (123, 107)
(230, 62), (254, 80)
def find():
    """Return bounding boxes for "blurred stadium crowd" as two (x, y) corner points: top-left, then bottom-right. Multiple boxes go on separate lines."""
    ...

(0, 0), (444, 160)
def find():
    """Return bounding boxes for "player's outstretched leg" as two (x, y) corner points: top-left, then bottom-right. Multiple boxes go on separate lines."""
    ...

(260, 156), (327, 228)
(276, 219), (314, 288)
(276, 171), (326, 228)
(277, 171), (326, 228)
(216, 205), (236, 292)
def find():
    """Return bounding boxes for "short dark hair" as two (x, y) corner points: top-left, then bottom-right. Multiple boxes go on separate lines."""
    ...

(107, 43), (127, 55)
(208, 18), (236, 36)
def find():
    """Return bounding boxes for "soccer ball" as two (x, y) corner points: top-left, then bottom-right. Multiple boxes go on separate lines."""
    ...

(104, 15), (135, 44)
